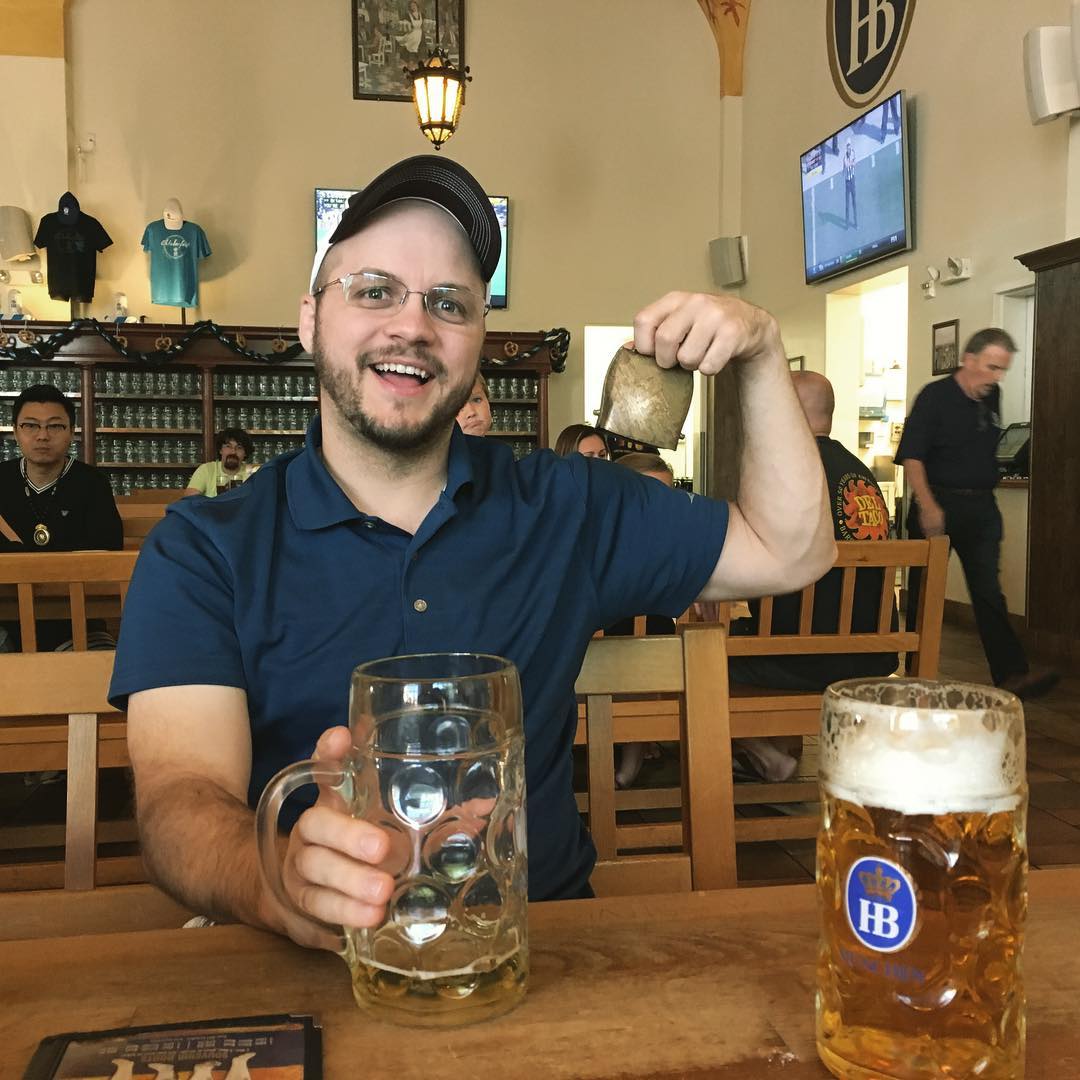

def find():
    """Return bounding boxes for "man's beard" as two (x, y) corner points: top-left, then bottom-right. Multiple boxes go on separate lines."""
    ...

(312, 323), (475, 453)
(223, 454), (241, 470)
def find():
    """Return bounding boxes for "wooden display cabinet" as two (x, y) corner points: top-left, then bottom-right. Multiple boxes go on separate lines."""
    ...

(0, 322), (561, 490)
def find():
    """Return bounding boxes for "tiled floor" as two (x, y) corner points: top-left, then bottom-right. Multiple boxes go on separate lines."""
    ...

(737, 623), (1080, 885)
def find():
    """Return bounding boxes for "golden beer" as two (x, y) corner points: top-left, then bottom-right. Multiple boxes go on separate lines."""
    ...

(815, 680), (1027, 1079)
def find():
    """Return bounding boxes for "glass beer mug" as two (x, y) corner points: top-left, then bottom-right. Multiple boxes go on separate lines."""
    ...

(816, 679), (1027, 1079)
(256, 653), (529, 1027)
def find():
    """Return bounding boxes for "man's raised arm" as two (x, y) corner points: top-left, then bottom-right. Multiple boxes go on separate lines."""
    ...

(633, 291), (835, 601)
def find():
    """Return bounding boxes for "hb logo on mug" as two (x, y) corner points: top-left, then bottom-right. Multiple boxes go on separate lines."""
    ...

(845, 857), (918, 952)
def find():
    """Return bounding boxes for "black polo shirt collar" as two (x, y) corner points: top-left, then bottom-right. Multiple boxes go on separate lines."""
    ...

(286, 416), (476, 532)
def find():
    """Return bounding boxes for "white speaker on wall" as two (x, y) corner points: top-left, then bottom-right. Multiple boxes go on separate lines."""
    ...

(1023, 25), (1080, 124)
(709, 235), (746, 288)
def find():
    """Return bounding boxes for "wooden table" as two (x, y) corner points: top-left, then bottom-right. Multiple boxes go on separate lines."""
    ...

(2, 870), (1078, 1079)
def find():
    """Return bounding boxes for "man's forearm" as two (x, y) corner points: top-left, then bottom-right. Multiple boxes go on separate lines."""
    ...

(734, 344), (833, 574)
(136, 775), (285, 933)
(901, 459), (937, 508)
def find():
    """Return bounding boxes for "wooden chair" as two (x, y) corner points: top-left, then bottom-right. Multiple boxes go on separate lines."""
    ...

(723, 536), (950, 850)
(0, 651), (142, 891)
(0, 550), (138, 651)
(574, 626), (735, 896)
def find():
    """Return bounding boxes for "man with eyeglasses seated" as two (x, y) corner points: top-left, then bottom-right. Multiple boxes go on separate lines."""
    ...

(0, 383), (122, 650)
(110, 155), (835, 950)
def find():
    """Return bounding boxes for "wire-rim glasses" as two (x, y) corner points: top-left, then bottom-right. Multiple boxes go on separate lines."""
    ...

(312, 269), (489, 326)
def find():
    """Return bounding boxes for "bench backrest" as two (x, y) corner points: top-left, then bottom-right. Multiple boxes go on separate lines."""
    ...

(0, 651), (121, 890)
(574, 626), (734, 895)
(723, 536), (949, 675)
(0, 550), (139, 651)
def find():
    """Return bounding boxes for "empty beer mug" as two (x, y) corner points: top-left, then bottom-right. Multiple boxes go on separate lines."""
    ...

(816, 678), (1027, 1079)
(256, 653), (529, 1027)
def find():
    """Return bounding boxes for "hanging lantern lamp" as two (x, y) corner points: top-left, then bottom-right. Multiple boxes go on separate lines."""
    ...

(406, 49), (471, 150)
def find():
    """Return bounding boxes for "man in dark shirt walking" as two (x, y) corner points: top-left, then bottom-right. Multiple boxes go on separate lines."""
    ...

(898, 328), (1056, 698)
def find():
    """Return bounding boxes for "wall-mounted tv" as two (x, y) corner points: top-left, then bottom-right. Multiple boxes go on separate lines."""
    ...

(800, 90), (912, 285)
(314, 188), (509, 308)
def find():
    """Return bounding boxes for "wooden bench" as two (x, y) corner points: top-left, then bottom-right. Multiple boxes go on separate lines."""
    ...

(575, 626), (734, 895)
(720, 537), (949, 849)
(572, 538), (950, 881)
(0, 651), (143, 891)
(0, 882), (191, 941)
(116, 489), (185, 505)
(0, 550), (137, 649)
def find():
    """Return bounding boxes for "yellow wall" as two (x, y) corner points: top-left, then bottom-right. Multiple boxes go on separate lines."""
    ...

(0, 0), (64, 58)
(739, 0), (1072, 617)
(46, 0), (722, 436)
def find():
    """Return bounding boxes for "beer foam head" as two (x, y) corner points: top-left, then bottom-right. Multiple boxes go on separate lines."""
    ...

(819, 679), (1026, 815)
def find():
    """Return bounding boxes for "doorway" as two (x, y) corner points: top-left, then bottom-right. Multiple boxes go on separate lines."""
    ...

(825, 266), (909, 517)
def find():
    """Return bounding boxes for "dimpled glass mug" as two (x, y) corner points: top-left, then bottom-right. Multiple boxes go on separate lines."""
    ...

(256, 653), (529, 1027)
(816, 678), (1027, 1079)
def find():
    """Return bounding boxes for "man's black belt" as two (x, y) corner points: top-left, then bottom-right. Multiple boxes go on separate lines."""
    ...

(931, 485), (994, 496)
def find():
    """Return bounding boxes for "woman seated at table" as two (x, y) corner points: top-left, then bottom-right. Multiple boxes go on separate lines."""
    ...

(554, 423), (609, 460)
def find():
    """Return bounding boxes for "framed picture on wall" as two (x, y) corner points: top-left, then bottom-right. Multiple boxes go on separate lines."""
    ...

(352, 1), (465, 102)
(932, 319), (960, 375)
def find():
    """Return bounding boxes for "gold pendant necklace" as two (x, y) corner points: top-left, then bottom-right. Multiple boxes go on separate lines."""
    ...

(33, 522), (51, 546)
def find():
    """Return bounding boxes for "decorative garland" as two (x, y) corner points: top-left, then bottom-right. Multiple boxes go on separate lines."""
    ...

(0, 318), (306, 366)
(0, 317), (571, 374)
(485, 327), (570, 373)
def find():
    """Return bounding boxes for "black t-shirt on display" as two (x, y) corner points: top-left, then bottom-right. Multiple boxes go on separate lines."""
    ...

(896, 375), (1001, 490)
(33, 213), (113, 302)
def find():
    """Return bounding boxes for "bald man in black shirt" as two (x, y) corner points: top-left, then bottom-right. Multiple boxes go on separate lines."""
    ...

(899, 328), (1056, 699)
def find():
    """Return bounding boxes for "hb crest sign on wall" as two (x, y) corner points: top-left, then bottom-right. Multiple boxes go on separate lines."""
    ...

(827, 0), (917, 108)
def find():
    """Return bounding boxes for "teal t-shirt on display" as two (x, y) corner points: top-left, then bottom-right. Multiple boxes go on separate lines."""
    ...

(141, 220), (211, 308)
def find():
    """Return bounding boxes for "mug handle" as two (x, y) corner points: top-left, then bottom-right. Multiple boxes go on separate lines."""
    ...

(254, 758), (352, 954)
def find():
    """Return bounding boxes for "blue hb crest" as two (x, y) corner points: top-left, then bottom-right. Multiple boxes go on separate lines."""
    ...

(845, 856), (917, 953)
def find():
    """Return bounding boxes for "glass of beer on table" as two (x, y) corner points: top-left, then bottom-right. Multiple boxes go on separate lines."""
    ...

(816, 679), (1027, 1079)
(257, 653), (528, 1027)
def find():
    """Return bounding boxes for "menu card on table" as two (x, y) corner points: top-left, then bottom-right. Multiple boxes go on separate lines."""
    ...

(22, 1013), (321, 1080)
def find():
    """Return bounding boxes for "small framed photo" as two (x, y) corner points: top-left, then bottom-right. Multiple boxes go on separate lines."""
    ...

(788, 355), (806, 371)
(932, 319), (959, 375)
(352, 1), (465, 102)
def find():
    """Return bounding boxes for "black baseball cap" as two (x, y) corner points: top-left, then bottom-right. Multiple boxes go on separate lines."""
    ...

(325, 155), (501, 283)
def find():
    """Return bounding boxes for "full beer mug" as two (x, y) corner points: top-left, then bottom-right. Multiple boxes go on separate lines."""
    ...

(257, 653), (529, 1027)
(816, 679), (1027, 1079)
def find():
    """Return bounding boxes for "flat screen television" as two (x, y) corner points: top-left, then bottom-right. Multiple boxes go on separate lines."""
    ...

(800, 89), (912, 285)
(314, 189), (509, 308)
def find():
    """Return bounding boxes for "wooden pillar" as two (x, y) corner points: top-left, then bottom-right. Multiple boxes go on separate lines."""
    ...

(696, 0), (753, 97)
(1016, 237), (1080, 669)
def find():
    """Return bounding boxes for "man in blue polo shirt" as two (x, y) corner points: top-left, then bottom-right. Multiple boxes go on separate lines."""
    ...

(111, 155), (835, 950)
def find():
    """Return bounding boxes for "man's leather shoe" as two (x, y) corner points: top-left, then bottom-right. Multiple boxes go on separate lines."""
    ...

(998, 668), (1060, 701)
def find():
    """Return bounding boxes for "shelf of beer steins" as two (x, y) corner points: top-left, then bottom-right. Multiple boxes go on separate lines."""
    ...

(107, 468), (190, 495)
(214, 403), (317, 432)
(0, 366), (82, 396)
(93, 366), (202, 399)
(213, 371), (317, 400)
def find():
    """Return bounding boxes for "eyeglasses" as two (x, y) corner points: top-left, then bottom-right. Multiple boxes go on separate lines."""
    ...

(312, 270), (489, 326)
(18, 421), (70, 435)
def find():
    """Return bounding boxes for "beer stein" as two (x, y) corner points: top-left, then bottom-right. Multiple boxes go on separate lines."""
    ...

(816, 679), (1027, 1079)
(256, 653), (529, 1028)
